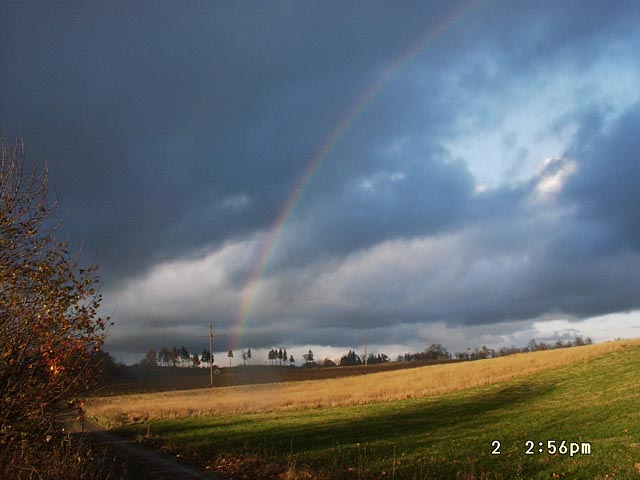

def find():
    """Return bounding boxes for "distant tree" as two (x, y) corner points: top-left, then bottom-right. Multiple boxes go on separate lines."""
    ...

(526, 339), (538, 352)
(227, 349), (234, 367)
(339, 350), (362, 366)
(401, 344), (450, 362)
(477, 346), (495, 359)
(278, 348), (283, 365)
(179, 346), (190, 366)
(159, 347), (170, 366)
(427, 343), (449, 359)
(246, 348), (252, 365)
(241, 350), (247, 366)
(323, 358), (337, 367)
(139, 349), (158, 367)
(303, 349), (314, 364)
(170, 346), (179, 366)
(574, 336), (585, 346)
(455, 348), (476, 360)
(370, 353), (390, 364)
(289, 354), (295, 366)
(201, 348), (211, 364)
(584, 336), (593, 345)
(497, 346), (519, 357)
(191, 353), (201, 368)
(88, 349), (122, 381)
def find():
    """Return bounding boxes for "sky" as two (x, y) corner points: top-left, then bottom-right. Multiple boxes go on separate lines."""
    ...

(2, 0), (639, 365)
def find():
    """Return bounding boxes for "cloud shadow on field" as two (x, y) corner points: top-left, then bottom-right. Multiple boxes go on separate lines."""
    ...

(134, 379), (556, 452)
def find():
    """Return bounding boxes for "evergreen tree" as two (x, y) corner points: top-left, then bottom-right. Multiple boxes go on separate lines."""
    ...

(191, 353), (201, 368)
(170, 346), (179, 366)
(303, 349), (314, 364)
(180, 346), (190, 366)
(339, 350), (362, 366)
(201, 349), (211, 364)
(159, 347), (170, 366)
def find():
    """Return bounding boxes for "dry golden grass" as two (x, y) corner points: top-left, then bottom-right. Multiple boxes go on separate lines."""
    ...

(86, 338), (640, 427)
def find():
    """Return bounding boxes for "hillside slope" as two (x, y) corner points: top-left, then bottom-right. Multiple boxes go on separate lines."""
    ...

(103, 340), (640, 478)
(88, 339), (640, 426)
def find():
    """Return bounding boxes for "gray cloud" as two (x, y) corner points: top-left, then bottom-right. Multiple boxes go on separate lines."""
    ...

(563, 105), (640, 251)
(2, 0), (640, 357)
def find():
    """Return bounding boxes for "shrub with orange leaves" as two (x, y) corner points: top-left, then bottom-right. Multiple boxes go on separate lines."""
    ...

(0, 136), (107, 476)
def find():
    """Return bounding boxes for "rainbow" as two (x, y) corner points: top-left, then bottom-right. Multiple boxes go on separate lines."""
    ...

(231, 0), (484, 349)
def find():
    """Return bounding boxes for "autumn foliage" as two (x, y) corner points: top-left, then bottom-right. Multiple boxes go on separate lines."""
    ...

(0, 137), (107, 476)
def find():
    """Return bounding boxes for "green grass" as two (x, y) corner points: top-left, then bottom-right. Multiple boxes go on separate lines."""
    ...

(117, 346), (640, 479)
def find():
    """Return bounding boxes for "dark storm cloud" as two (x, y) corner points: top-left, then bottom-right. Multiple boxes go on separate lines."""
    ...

(2, 0), (635, 282)
(0, 0), (470, 284)
(2, 0), (640, 357)
(563, 105), (640, 251)
(267, 150), (475, 273)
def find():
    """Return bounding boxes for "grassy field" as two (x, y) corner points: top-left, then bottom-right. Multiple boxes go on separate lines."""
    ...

(88, 339), (638, 426)
(91, 339), (640, 479)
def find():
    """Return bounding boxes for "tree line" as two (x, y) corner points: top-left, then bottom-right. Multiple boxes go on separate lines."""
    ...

(136, 335), (595, 369)
(267, 348), (294, 366)
(398, 343), (450, 362)
(338, 350), (391, 366)
(394, 337), (593, 363)
(137, 346), (256, 368)
(138, 346), (206, 368)
(453, 336), (593, 360)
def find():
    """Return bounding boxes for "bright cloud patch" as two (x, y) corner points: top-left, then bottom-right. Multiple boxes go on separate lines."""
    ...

(109, 235), (265, 323)
(534, 157), (578, 200)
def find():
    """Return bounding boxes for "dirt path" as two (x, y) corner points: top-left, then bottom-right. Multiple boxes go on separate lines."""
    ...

(63, 413), (223, 480)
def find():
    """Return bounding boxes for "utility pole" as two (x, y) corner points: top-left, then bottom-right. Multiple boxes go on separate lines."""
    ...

(199, 324), (225, 386)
